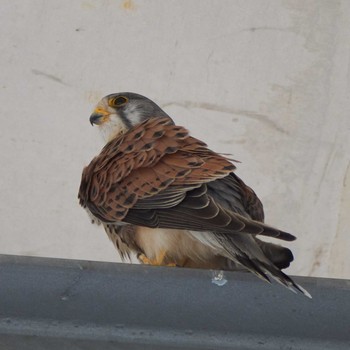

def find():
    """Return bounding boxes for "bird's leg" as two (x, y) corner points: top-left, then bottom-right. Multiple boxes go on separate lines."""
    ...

(155, 250), (167, 265)
(137, 251), (176, 267)
(137, 253), (153, 265)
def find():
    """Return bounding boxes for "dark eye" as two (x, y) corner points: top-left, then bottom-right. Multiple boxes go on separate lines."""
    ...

(109, 96), (128, 107)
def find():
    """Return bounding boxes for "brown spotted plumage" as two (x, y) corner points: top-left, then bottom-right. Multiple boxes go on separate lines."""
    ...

(79, 92), (310, 297)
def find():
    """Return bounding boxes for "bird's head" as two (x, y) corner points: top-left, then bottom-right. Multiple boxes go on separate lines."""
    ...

(89, 92), (173, 142)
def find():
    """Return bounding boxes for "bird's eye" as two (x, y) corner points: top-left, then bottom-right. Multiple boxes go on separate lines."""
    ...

(109, 96), (128, 107)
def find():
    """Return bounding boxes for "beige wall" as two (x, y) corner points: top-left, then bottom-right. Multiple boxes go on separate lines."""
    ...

(1, 0), (349, 278)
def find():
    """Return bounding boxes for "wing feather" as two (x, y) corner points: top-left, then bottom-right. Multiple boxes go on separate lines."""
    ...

(79, 117), (295, 241)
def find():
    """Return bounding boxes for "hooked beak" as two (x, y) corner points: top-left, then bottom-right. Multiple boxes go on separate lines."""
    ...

(89, 107), (110, 126)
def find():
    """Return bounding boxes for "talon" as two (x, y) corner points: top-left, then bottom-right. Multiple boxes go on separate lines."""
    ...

(165, 262), (177, 267)
(138, 251), (176, 267)
(138, 253), (153, 265)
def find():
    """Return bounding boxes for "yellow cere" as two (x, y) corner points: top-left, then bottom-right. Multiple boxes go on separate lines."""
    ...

(94, 107), (110, 116)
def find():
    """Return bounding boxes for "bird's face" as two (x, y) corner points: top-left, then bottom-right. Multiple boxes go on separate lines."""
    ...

(90, 92), (173, 142)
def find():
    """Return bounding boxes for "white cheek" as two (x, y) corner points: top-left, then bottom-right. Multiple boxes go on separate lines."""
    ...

(127, 110), (141, 126)
(124, 104), (142, 126)
(99, 115), (127, 142)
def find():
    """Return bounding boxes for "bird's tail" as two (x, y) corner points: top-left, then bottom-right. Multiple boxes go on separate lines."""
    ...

(256, 240), (294, 269)
(223, 235), (311, 298)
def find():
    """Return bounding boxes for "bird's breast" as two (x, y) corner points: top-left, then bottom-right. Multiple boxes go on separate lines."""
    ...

(134, 227), (219, 266)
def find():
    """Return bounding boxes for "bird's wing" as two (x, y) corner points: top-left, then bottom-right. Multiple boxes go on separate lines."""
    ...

(206, 173), (265, 222)
(79, 117), (295, 241)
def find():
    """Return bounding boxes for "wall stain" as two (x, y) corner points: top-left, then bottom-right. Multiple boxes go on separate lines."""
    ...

(314, 143), (338, 203)
(31, 69), (68, 86)
(162, 101), (288, 134)
(309, 246), (323, 276)
(329, 160), (350, 277)
(122, 0), (136, 11)
(240, 26), (293, 34)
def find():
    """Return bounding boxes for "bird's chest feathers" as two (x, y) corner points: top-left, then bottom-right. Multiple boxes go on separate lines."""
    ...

(135, 227), (177, 259)
(135, 227), (214, 262)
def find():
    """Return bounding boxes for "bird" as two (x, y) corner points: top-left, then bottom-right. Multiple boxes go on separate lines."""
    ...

(78, 92), (310, 297)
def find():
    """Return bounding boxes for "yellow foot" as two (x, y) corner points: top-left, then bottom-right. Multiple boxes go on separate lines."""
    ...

(137, 253), (153, 265)
(137, 251), (176, 267)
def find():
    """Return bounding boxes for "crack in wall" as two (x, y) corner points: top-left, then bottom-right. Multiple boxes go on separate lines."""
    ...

(31, 69), (68, 86)
(162, 101), (288, 134)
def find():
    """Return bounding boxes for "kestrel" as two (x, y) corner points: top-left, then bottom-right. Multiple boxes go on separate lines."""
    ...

(79, 92), (310, 297)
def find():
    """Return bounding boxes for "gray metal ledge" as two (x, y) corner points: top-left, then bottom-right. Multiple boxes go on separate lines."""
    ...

(0, 254), (349, 350)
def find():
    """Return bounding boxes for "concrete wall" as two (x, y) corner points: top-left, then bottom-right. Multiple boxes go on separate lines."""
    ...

(1, 0), (349, 278)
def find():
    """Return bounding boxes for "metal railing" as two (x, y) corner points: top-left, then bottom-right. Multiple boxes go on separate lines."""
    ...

(0, 254), (349, 349)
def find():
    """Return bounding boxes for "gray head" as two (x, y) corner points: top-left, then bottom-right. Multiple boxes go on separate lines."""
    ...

(89, 92), (173, 142)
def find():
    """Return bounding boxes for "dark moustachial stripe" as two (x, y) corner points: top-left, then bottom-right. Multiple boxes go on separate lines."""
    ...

(120, 110), (133, 129)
